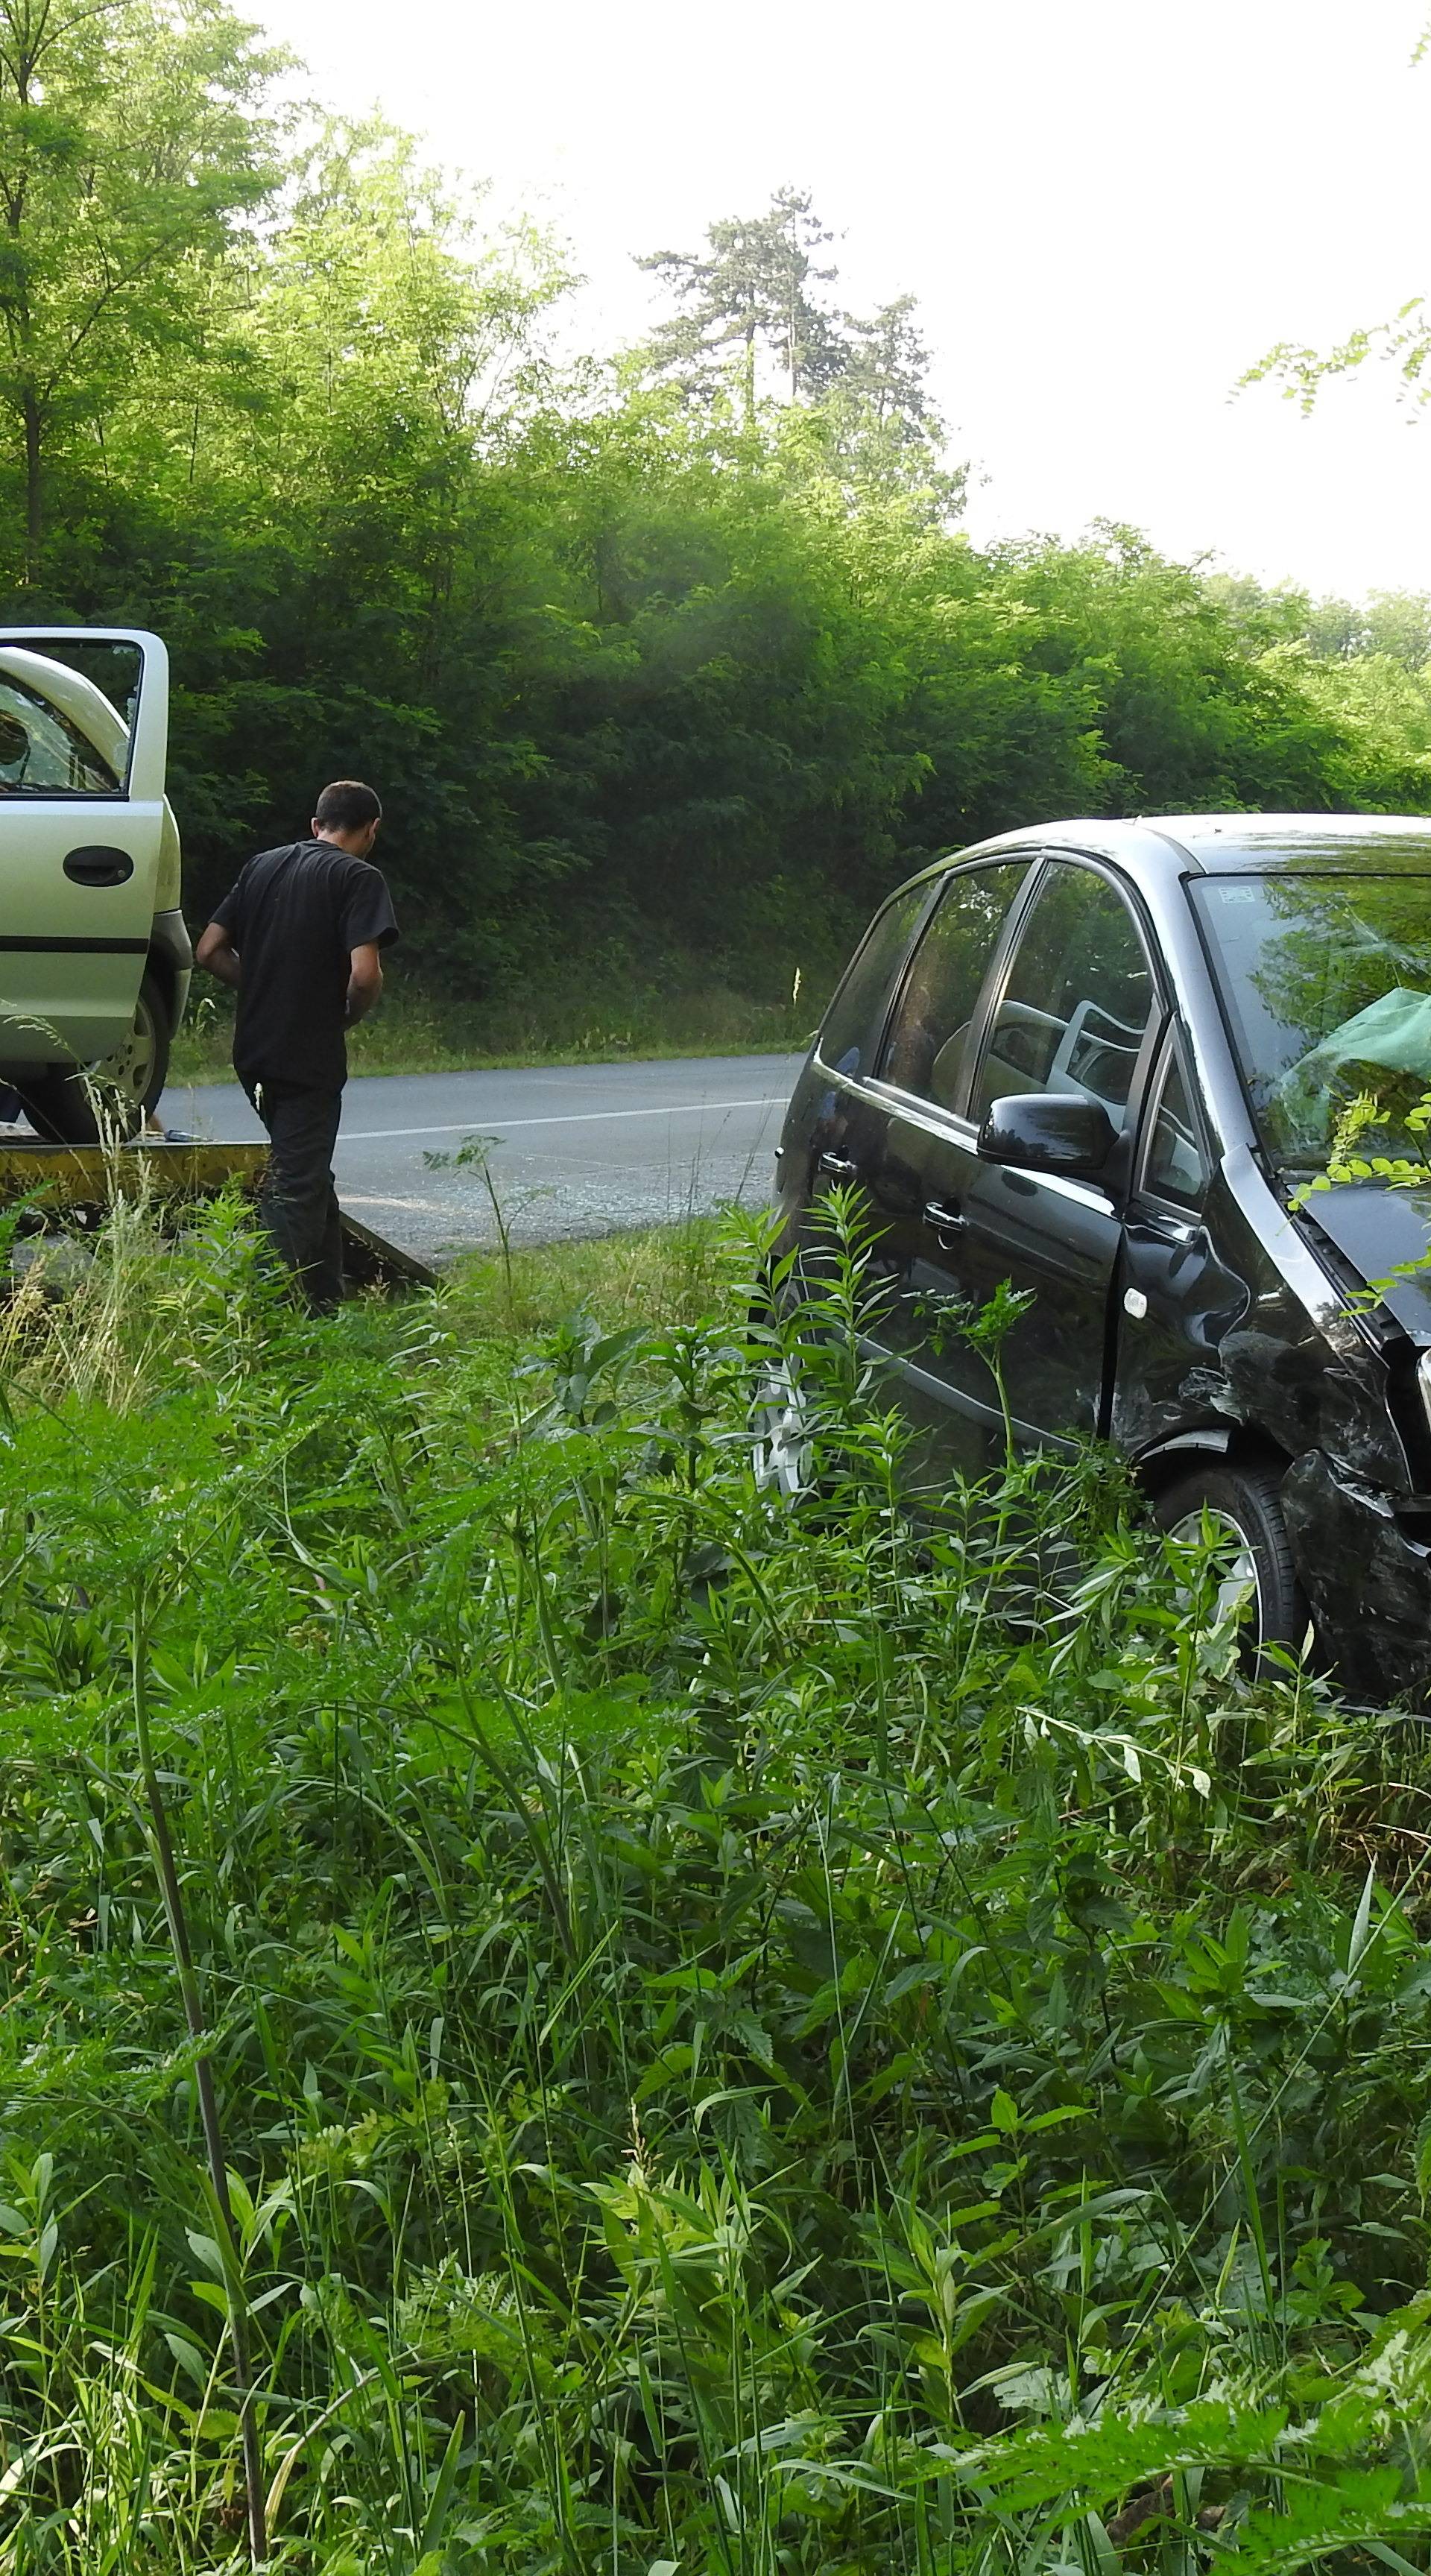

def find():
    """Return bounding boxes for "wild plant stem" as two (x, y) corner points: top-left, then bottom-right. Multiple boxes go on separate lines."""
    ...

(130, 1610), (268, 2568)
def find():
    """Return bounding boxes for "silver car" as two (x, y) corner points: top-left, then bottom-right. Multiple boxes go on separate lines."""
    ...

(0, 627), (189, 1140)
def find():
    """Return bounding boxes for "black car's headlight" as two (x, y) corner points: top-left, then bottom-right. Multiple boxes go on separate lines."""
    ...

(1420, 1346), (1431, 1435)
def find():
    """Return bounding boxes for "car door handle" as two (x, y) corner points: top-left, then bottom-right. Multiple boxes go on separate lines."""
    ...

(63, 844), (133, 887)
(818, 1152), (859, 1181)
(923, 1197), (967, 1241)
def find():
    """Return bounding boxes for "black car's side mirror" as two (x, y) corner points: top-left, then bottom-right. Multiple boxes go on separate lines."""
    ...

(976, 1091), (1116, 1178)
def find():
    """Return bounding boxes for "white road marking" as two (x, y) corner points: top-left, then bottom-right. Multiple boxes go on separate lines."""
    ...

(343, 1194), (452, 1216)
(334, 1093), (790, 1149)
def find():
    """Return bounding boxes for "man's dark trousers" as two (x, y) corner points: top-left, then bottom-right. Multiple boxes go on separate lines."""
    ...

(244, 1079), (344, 1310)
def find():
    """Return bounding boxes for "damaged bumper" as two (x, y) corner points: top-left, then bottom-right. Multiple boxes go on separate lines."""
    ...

(1283, 1448), (1431, 1702)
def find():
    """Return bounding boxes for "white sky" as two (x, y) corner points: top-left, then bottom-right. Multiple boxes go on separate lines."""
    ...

(259, 0), (1431, 600)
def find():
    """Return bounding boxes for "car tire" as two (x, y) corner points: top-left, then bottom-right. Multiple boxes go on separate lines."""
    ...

(16, 967), (171, 1146)
(1154, 1456), (1308, 1659)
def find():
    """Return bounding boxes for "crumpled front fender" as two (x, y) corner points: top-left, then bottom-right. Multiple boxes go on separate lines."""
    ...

(1282, 1448), (1431, 1704)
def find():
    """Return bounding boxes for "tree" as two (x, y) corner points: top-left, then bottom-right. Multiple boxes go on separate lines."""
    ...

(1304, 589), (1431, 669)
(149, 121), (573, 939)
(806, 292), (966, 513)
(636, 188), (846, 422)
(635, 196), (962, 514)
(0, 0), (279, 581)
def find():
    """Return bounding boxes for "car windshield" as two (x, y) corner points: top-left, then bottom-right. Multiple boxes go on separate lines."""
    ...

(1192, 870), (1431, 1171)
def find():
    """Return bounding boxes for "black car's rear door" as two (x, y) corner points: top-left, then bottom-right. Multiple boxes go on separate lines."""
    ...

(877, 859), (1160, 1462)
(850, 857), (1037, 1468)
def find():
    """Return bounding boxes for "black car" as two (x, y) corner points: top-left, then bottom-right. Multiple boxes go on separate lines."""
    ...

(773, 815), (1431, 1699)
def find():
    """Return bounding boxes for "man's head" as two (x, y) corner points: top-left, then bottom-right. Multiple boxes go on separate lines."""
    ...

(312, 779), (382, 858)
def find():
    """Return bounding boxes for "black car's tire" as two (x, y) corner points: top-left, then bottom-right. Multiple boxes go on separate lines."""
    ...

(16, 967), (171, 1146)
(1154, 1456), (1307, 1658)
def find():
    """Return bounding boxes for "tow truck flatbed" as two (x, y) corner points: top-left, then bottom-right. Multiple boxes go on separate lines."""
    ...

(0, 1138), (437, 1292)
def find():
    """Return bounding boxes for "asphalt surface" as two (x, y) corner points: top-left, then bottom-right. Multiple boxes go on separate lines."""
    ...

(157, 1052), (805, 1263)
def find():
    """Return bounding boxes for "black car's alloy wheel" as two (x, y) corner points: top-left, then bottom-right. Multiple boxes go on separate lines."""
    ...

(752, 1353), (815, 1499)
(1154, 1456), (1307, 1659)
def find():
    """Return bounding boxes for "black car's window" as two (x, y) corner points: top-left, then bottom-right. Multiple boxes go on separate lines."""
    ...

(973, 862), (1156, 1131)
(1145, 1049), (1210, 1206)
(817, 885), (929, 1079)
(878, 862), (1029, 1111)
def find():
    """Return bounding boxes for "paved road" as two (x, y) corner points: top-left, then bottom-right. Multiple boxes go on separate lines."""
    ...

(157, 1053), (805, 1262)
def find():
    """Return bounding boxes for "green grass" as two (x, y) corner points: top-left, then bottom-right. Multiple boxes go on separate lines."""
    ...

(170, 966), (818, 1087)
(446, 1213), (733, 1341)
(0, 1189), (1430, 2569)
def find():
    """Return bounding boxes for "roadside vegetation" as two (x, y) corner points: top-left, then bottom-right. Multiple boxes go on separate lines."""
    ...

(168, 977), (812, 1090)
(1, 1193), (1431, 2569)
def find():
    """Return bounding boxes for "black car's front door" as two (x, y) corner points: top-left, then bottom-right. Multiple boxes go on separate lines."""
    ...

(1112, 1031), (1248, 1456)
(880, 859), (1160, 1461)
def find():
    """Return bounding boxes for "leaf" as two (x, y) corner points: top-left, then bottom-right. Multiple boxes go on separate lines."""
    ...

(195, 2405), (241, 2443)
(1348, 1861), (1377, 1976)
(164, 2331), (208, 2390)
(418, 2411), (466, 2554)
(1367, 2546), (1429, 2576)
(990, 2089), (1019, 2135)
(1415, 2106), (1431, 2206)
(634, 2044), (695, 2104)
(932, 2399), (1290, 2509)
(185, 2229), (229, 2283)
(1227, 2475), (1431, 2575)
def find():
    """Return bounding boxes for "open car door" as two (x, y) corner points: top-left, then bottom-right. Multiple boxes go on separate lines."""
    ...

(0, 629), (167, 1071)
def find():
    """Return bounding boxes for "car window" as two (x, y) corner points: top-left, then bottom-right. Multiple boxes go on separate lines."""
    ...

(816, 884), (930, 1079)
(1145, 1049), (1210, 1205)
(1192, 871), (1431, 1171)
(878, 861), (1029, 1111)
(0, 675), (119, 795)
(973, 862), (1155, 1131)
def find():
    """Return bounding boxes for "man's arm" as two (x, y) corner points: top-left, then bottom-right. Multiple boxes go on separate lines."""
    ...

(346, 941), (384, 1025)
(195, 921), (241, 989)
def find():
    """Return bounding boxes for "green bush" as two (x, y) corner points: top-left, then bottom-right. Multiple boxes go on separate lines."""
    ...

(0, 1199), (1427, 2569)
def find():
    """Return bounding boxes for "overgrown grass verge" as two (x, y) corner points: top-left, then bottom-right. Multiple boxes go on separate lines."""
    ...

(170, 966), (817, 1087)
(0, 1194), (1430, 2569)
(446, 1214), (732, 1344)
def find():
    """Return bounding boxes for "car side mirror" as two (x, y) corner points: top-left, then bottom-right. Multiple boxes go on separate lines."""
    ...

(976, 1091), (1116, 1178)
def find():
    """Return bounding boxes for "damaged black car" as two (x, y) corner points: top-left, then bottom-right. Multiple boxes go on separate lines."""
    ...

(774, 814), (1431, 1701)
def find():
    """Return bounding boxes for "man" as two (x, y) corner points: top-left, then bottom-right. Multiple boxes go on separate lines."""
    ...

(195, 780), (398, 1310)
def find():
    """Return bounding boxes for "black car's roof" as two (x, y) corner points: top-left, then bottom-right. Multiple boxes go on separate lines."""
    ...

(1143, 814), (1431, 872)
(963, 812), (1431, 879)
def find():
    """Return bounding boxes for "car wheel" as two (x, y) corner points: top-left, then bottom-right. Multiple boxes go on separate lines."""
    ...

(1154, 1456), (1307, 1658)
(752, 1353), (815, 1500)
(16, 967), (171, 1146)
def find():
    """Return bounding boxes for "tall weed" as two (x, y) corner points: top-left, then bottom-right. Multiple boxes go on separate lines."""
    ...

(0, 1196), (1425, 2568)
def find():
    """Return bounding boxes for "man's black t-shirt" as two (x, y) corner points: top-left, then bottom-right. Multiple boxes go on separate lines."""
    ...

(211, 840), (399, 1091)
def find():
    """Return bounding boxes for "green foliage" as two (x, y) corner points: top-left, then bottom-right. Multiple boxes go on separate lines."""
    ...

(0, 0), (282, 575)
(0, 1199), (1427, 2565)
(0, 8), (1427, 1044)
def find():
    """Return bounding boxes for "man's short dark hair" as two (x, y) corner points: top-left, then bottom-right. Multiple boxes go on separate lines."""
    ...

(314, 780), (382, 831)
